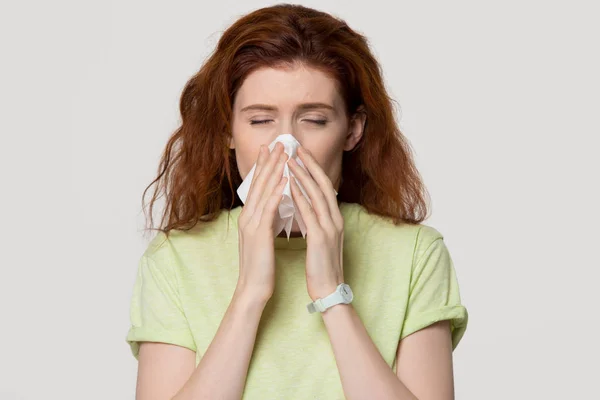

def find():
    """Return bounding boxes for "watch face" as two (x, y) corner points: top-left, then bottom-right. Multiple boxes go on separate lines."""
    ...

(339, 284), (353, 303)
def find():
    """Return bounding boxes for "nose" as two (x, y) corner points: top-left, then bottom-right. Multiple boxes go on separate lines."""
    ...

(268, 133), (301, 159)
(271, 123), (299, 145)
(275, 133), (296, 142)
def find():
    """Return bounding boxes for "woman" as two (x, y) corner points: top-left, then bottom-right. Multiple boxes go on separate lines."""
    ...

(126, 4), (468, 399)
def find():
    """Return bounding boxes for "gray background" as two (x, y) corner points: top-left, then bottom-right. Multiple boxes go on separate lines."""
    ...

(0, 0), (598, 398)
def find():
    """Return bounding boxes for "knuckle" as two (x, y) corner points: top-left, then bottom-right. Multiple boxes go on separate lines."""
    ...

(310, 230), (326, 244)
(323, 224), (337, 238)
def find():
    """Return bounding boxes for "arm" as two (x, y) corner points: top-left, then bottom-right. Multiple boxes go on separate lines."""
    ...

(135, 289), (268, 400)
(322, 304), (454, 400)
(395, 320), (454, 399)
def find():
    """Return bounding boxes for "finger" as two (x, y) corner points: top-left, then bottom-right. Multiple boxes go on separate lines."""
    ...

(255, 149), (287, 215)
(295, 147), (340, 222)
(244, 145), (267, 203)
(287, 155), (333, 227)
(258, 176), (288, 230)
(289, 175), (319, 232)
(244, 142), (284, 212)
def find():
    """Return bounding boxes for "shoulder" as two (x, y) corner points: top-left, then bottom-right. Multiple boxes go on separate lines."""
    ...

(340, 203), (451, 270)
(141, 208), (239, 273)
(341, 202), (442, 249)
(144, 208), (237, 256)
(414, 224), (445, 250)
(411, 224), (446, 267)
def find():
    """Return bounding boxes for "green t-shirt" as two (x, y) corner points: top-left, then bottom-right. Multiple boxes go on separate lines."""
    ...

(126, 202), (468, 398)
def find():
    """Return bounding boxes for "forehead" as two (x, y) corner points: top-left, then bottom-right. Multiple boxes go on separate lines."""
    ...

(234, 65), (343, 110)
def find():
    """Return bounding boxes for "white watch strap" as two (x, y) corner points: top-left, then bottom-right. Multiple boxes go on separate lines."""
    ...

(306, 289), (345, 314)
(307, 299), (325, 313)
(320, 291), (344, 309)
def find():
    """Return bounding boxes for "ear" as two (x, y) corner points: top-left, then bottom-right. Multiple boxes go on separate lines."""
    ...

(228, 135), (235, 150)
(344, 105), (367, 152)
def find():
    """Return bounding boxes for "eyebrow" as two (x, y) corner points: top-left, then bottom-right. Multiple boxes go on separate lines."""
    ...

(240, 102), (335, 113)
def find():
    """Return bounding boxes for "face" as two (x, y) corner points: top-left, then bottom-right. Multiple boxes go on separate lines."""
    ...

(230, 63), (365, 192)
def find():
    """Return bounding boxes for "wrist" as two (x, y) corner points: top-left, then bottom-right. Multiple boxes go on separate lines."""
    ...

(233, 285), (271, 310)
(307, 282), (354, 315)
(321, 302), (352, 318)
(309, 282), (342, 302)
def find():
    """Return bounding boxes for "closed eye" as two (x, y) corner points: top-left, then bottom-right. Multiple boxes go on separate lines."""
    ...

(249, 119), (328, 125)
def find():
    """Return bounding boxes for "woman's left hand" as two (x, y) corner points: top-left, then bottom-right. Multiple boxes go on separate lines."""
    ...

(288, 146), (345, 302)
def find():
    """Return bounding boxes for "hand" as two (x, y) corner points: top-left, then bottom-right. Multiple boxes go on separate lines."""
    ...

(287, 146), (345, 302)
(236, 142), (288, 303)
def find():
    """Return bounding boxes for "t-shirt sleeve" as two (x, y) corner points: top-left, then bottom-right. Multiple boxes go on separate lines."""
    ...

(125, 250), (197, 360)
(399, 228), (468, 350)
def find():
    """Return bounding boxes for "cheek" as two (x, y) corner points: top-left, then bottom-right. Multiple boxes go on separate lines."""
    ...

(235, 156), (253, 180)
(234, 147), (261, 180)
(310, 150), (343, 182)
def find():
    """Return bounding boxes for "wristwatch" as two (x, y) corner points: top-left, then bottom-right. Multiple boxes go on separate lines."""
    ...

(306, 283), (354, 313)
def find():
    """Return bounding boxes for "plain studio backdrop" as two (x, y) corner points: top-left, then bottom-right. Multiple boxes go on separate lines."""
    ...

(0, 0), (598, 398)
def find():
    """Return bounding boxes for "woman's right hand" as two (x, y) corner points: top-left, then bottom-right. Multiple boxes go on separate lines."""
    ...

(235, 142), (288, 304)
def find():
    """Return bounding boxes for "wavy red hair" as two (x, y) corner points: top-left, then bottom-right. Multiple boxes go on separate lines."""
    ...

(142, 3), (430, 237)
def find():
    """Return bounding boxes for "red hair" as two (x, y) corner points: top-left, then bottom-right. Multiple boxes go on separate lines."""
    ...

(142, 3), (430, 236)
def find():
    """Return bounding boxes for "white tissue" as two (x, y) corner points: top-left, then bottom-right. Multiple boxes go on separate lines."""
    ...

(236, 134), (337, 240)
